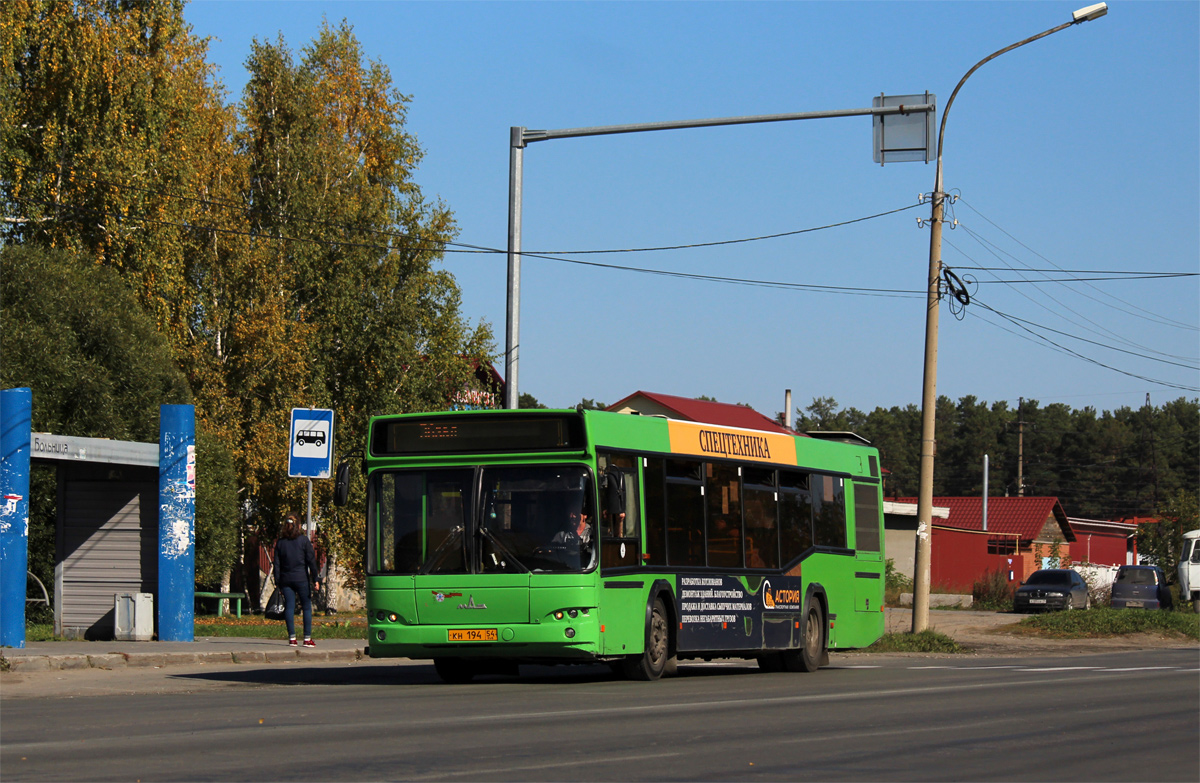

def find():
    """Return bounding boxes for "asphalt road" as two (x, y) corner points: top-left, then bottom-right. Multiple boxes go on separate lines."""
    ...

(2, 648), (1197, 782)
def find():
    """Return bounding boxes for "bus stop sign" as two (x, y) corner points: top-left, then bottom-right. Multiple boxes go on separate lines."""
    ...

(288, 408), (334, 479)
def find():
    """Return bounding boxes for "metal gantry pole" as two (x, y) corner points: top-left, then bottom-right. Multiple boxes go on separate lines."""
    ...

(502, 103), (934, 409)
(505, 127), (525, 409)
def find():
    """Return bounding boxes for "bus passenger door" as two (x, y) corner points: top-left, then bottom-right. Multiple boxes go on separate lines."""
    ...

(852, 482), (884, 614)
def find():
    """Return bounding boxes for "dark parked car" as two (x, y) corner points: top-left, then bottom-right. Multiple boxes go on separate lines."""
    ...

(1013, 568), (1090, 613)
(1110, 565), (1173, 610)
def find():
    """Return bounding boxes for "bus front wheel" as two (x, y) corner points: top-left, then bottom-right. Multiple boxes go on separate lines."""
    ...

(623, 597), (670, 681)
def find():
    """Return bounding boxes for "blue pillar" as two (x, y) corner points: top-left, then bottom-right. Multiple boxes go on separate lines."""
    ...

(158, 404), (195, 642)
(1, 388), (33, 648)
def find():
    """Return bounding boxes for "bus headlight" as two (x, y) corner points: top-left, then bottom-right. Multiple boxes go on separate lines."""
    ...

(564, 628), (576, 639)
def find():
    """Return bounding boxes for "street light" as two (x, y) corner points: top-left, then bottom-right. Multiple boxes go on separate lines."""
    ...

(911, 3), (1108, 633)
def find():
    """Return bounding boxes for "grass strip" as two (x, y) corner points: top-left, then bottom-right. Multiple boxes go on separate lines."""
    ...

(194, 616), (367, 639)
(22, 616), (369, 642)
(1017, 607), (1200, 640)
(864, 630), (966, 654)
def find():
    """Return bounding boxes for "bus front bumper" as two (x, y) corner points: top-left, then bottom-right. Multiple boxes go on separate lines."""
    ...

(367, 618), (603, 661)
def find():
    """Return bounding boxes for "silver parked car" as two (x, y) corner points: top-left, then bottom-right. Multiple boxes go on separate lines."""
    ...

(1013, 568), (1091, 612)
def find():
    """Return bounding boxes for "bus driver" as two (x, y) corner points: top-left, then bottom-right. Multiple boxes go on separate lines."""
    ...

(552, 509), (592, 547)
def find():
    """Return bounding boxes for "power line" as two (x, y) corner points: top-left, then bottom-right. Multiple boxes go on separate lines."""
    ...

(972, 272), (1195, 283)
(957, 198), (1198, 332)
(956, 225), (1200, 356)
(969, 298), (1199, 392)
(7, 196), (929, 300)
(501, 203), (926, 254)
(7, 165), (929, 258)
(970, 304), (1198, 372)
(953, 266), (1193, 276)
(944, 233), (1197, 364)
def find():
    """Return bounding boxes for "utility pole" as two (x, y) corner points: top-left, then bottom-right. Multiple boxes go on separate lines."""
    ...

(982, 453), (989, 531)
(1017, 397), (1025, 497)
(909, 2), (1108, 634)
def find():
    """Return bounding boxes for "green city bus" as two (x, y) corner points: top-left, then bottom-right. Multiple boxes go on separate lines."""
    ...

(336, 408), (885, 682)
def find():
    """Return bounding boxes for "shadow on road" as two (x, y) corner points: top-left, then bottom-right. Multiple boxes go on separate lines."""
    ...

(170, 660), (765, 688)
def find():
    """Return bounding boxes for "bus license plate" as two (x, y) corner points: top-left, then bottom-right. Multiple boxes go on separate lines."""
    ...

(448, 628), (498, 642)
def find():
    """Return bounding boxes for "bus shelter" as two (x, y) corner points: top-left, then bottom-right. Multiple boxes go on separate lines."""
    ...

(0, 388), (195, 646)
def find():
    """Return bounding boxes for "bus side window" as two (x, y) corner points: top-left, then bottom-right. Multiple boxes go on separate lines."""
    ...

(779, 470), (813, 566)
(705, 462), (742, 569)
(666, 459), (705, 567)
(812, 475), (847, 549)
(852, 483), (882, 553)
(599, 452), (642, 570)
(743, 468), (779, 570)
(598, 452), (637, 538)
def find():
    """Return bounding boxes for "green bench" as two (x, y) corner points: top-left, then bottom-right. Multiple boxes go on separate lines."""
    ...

(195, 591), (247, 618)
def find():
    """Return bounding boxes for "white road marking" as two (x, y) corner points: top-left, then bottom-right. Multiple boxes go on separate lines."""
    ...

(404, 750), (685, 780)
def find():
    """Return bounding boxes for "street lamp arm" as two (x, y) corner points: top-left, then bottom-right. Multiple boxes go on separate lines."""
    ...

(936, 19), (1078, 174)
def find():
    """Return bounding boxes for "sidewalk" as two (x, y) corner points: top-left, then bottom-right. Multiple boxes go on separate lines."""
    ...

(2, 636), (369, 673)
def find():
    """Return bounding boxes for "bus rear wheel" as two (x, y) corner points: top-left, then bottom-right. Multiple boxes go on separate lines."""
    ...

(434, 657), (476, 683)
(623, 597), (670, 681)
(780, 603), (825, 673)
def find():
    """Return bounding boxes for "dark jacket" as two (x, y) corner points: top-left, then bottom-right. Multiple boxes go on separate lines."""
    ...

(274, 534), (318, 586)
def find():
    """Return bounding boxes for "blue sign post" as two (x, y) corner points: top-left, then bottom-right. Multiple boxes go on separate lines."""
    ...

(1, 388), (32, 648)
(158, 404), (195, 642)
(288, 409), (334, 479)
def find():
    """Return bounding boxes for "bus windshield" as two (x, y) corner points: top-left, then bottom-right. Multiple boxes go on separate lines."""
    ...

(481, 466), (594, 573)
(369, 465), (595, 576)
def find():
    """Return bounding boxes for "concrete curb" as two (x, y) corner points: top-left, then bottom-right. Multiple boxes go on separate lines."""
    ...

(2, 647), (365, 673)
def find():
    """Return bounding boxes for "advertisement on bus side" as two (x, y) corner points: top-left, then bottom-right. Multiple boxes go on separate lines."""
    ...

(677, 573), (807, 651)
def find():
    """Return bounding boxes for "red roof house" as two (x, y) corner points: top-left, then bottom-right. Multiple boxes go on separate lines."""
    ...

(607, 391), (795, 435)
(892, 496), (1074, 542)
(889, 496), (1076, 589)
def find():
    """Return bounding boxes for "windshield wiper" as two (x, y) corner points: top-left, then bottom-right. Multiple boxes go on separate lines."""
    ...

(479, 526), (530, 573)
(419, 525), (464, 575)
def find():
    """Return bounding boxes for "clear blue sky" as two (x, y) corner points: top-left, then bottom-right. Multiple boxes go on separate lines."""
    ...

(185, 0), (1199, 419)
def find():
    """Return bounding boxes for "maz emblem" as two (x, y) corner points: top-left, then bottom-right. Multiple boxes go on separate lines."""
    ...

(458, 595), (487, 610)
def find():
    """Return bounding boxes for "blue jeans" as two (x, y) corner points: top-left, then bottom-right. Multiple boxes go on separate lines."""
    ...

(281, 581), (312, 638)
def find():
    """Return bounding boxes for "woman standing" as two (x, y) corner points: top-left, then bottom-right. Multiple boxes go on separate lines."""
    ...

(273, 513), (320, 647)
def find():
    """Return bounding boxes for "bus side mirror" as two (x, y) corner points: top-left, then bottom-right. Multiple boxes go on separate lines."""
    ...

(333, 460), (351, 507)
